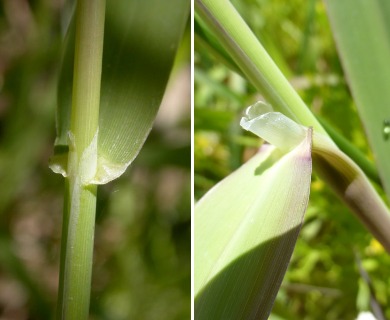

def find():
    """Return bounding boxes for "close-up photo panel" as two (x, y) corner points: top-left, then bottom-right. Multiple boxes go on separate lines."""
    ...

(194, 0), (390, 319)
(1, 0), (390, 319)
(0, 0), (190, 319)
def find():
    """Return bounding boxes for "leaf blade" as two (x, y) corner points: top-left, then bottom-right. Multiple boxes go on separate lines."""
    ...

(195, 130), (313, 319)
(325, 0), (390, 199)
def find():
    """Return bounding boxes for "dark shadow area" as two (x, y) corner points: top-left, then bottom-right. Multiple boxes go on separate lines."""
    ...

(195, 225), (302, 320)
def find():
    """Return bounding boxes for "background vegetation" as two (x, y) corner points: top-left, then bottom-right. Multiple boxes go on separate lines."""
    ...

(195, 0), (390, 319)
(0, 0), (190, 319)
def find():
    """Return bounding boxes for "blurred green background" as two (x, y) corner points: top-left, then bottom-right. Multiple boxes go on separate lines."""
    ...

(0, 0), (190, 319)
(195, 0), (390, 319)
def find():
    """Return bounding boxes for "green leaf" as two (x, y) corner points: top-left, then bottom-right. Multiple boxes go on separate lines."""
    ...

(51, 0), (190, 184)
(325, 0), (390, 200)
(195, 122), (313, 319)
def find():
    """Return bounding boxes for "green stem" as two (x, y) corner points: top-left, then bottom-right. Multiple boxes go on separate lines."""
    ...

(57, 0), (105, 319)
(195, 0), (326, 134)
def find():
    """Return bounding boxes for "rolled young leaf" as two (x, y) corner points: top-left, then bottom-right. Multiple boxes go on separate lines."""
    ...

(195, 116), (313, 319)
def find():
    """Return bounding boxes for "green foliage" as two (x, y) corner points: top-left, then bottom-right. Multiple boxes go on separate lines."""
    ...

(195, 0), (390, 318)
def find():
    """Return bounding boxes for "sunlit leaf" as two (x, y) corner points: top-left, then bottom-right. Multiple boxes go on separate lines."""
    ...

(195, 99), (390, 318)
(195, 116), (313, 319)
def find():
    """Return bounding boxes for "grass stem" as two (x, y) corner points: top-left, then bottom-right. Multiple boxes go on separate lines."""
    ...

(57, 0), (106, 318)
